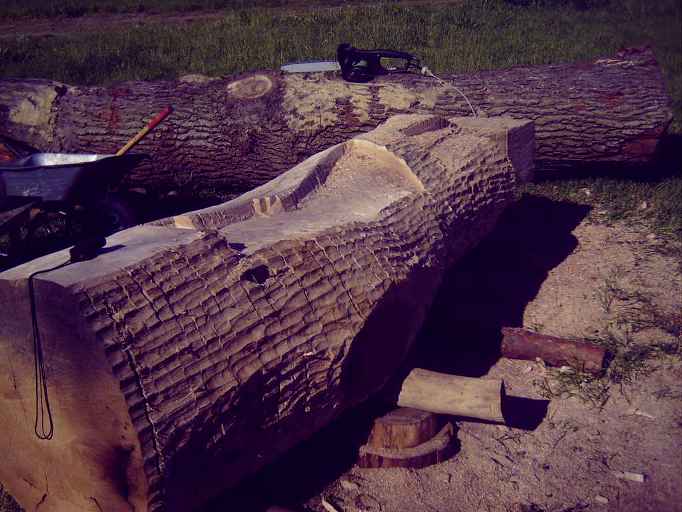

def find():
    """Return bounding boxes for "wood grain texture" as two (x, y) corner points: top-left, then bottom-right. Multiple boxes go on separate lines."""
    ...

(367, 408), (442, 450)
(0, 47), (670, 195)
(358, 422), (456, 469)
(398, 368), (505, 423)
(0, 114), (532, 512)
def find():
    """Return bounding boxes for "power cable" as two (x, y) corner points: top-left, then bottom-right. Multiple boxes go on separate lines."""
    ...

(28, 258), (71, 440)
(421, 66), (479, 117)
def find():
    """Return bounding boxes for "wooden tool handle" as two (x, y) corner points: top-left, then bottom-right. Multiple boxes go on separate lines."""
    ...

(116, 106), (173, 156)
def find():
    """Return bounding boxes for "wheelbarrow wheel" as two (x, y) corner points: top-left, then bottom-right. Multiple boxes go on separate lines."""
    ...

(90, 196), (137, 236)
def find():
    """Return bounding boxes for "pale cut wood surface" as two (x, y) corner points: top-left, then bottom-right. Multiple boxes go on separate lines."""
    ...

(0, 114), (532, 512)
(367, 407), (441, 450)
(358, 422), (456, 469)
(398, 368), (505, 423)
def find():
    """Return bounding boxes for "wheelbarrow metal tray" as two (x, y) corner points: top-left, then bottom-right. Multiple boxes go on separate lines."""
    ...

(0, 153), (143, 203)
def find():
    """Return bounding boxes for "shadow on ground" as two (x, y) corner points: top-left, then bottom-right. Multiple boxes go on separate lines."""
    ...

(203, 194), (590, 512)
(202, 396), (392, 512)
(410, 193), (591, 378)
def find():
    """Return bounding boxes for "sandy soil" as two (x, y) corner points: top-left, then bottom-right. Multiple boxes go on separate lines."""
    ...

(298, 205), (682, 512)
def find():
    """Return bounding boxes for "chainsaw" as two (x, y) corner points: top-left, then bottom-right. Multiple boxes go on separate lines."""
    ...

(282, 43), (423, 83)
(281, 43), (478, 115)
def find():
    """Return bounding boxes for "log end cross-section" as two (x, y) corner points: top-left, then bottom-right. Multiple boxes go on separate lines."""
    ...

(0, 114), (533, 512)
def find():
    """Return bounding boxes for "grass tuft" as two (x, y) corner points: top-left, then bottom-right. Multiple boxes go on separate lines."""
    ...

(537, 318), (681, 408)
(523, 174), (682, 240)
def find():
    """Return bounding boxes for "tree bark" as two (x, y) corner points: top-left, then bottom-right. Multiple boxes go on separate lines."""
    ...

(501, 327), (606, 373)
(0, 47), (671, 195)
(0, 115), (532, 512)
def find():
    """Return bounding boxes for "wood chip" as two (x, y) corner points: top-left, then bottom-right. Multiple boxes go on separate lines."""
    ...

(321, 497), (342, 512)
(613, 471), (646, 483)
(627, 408), (656, 419)
(340, 479), (360, 491)
(594, 495), (609, 505)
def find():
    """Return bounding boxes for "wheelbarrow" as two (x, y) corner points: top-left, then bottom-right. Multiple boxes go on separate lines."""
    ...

(0, 152), (148, 267)
(0, 152), (148, 202)
(0, 106), (173, 268)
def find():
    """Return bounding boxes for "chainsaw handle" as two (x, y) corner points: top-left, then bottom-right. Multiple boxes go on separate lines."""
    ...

(359, 49), (417, 61)
(337, 44), (421, 82)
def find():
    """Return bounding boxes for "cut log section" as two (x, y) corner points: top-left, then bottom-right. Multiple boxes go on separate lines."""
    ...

(358, 407), (456, 469)
(501, 327), (607, 373)
(367, 407), (443, 450)
(0, 114), (532, 512)
(0, 47), (671, 195)
(358, 422), (456, 469)
(398, 368), (505, 423)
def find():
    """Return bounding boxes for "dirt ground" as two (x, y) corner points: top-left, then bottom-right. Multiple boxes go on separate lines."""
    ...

(295, 201), (682, 512)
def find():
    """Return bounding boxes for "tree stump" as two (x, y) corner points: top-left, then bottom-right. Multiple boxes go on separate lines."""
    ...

(367, 407), (442, 450)
(358, 408), (456, 469)
(0, 47), (671, 195)
(0, 114), (532, 512)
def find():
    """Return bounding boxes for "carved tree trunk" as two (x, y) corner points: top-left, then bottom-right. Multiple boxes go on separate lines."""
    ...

(0, 47), (671, 195)
(0, 114), (533, 512)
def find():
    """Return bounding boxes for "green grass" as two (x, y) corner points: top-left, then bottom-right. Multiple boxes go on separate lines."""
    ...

(523, 173), (682, 238)
(0, 0), (351, 18)
(0, 1), (679, 108)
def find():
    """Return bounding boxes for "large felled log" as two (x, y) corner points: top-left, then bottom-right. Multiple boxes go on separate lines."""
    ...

(0, 114), (533, 512)
(0, 47), (671, 195)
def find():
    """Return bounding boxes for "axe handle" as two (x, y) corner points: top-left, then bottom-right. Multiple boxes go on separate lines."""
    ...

(116, 105), (173, 156)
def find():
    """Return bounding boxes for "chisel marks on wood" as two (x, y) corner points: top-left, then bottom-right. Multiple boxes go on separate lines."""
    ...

(0, 114), (534, 512)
